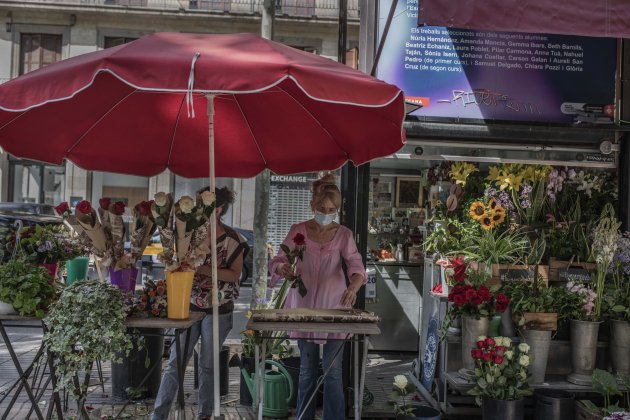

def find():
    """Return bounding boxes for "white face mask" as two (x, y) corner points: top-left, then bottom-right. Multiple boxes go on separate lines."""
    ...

(314, 210), (336, 226)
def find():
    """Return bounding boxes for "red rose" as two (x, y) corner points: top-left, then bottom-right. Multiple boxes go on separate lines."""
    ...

(465, 289), (477, 301)
(99, 197), (111, 210)
(496, 292), (509, 305)
(496, 303), (508, 313)
(76, 200), (92, 215)
(293, 233), (306, 246)
(477, 285), (491, 302)
(494, 355), (504, 365)
(471, 349), (483, 359)
(138, 201), (152, 216)
(54, 202), (70, 216)
(113, 201), (126, 215)
(496, 345), (507, 352)
(477, 340), (485, 349)
(484, 337), (496, 347)
(151, 308), (160, 316)
(451, 256), (467, 282)
(482, 353), (493, 362)
(453, 294), (466, 307)
(471, 296), (483, 306)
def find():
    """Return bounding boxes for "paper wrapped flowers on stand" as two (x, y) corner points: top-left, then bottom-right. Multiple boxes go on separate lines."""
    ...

(74, 198), (157, 294)
(152, 191), (216, 319)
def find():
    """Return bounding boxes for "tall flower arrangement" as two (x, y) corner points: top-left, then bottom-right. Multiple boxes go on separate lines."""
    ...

(590, 204), (621, 320)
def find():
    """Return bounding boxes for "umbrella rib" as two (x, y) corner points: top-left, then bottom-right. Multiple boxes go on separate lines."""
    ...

(66, 90), (138, 154)
(232, 94), (268, 165)
(0, 111), (28, 132)
(276, 85), (349, 159)
(166, 94), (187, 167)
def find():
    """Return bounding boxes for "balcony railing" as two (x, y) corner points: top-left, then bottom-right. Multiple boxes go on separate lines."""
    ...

(1, 0), (359, 19)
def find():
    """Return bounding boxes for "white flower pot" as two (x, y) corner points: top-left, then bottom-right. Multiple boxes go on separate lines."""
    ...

(0, 300), (17, 315)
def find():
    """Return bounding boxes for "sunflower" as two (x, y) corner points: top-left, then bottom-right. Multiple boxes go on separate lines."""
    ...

(492, 209), (506, 226)
(480, 216), (494, 230)
(469, 201), (486, 220)
(488, 198), (498, 211)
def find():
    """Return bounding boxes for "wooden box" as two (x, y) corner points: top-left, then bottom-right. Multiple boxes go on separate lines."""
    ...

(489, 264), (549, 286)
(520, 312), (557, 331)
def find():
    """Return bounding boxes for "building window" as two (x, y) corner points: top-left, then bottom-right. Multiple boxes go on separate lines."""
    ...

(189, 0), (231, 12)
(104, 0), (148, 6)
(19, 34), (62, 75)
(104, 36), (138, 49)
(276, 0), (316, 17)
(8, 159), (65, 205)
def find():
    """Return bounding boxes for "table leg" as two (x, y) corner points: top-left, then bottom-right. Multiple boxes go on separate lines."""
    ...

(0, 321), (45, 420)
(359, 335), (369, 416)
(175, 327), (193, 420)
(259, 339), (267, 420)
(254, 343), (261, 420)
(354, 336), (359, 419)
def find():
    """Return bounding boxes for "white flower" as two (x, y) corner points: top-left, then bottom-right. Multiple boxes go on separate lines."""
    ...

(502, 337), (512, 346)
(476, 335), (487, 342)
(393, 375), (408, 391)
(505, 350), (514, 360)
(519, 355), (530, 367)
(201, 190), (216, 207)
(518, 343), (530, 353)
(179, 196), (195, 214)
(154, 192), (168, 207)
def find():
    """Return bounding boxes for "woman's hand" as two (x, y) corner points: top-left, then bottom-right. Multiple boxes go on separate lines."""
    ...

(276, 263), (295, 278)
(340, 285), (359, 307)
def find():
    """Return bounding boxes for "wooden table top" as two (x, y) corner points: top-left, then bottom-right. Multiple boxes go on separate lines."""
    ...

(124, 311), (205, 329)
(246, 320), (381, 335)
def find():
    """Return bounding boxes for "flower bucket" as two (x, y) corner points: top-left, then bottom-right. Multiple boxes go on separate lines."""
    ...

(0, 300), (16, 315)
(460, 316), (489, 375)
(522, 329), (552, 384)
(39, 263), (58, 282)
(610, 319), (630, 376)
(482, 398), (523, 420)
(567, 319), (601, 386)
(65, 256), (90, 285)
(109, 267), (138, 294)
(166, 270), (194, 320)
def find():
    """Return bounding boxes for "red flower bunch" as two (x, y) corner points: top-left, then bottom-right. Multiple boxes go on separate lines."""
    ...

(131, 279), (167, 318)
(447, 283), (509, 317)
(99, 197), (111, 210)
(112, 201), (126, 216)
(136, 200), (153, 217)
(54, 202), (70, 217)
(470, 337), (508, 365)
(76, 200), (92, 215)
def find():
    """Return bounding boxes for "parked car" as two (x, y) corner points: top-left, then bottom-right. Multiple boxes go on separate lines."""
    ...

(0, 202), (63, 261)
(234, 227), (253, 286)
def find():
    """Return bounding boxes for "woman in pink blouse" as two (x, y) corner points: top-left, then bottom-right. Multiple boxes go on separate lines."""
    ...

(269, 173), (367, 420)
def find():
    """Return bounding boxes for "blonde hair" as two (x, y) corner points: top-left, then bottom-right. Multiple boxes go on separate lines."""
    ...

(311, 172), (341, 209)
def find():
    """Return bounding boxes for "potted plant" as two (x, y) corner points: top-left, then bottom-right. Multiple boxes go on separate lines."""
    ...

(442, 266), (510, 377)
(54, 201), (91, 284)
(0, 259), (57, 317)
(578, 369), (630, 420)
(605, 231), (630, 376)
(566, 204), (621, 386)
(468, 336), (532, 420)
(43, 279), (141, 419)
(7, 224), (70, 279)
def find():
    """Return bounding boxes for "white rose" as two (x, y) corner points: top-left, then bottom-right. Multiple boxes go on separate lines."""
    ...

(495, 337), (507, 347)
(519, 355), (530, 367)
(179, 196), (195, 214)
(518, 343), (530, 353)
(201, 190), (216, 207)
(505, 350), (514, 360)
(502, 337), (512, 346)
(154, 192), (168, 207)
(476, 335), (487, 342)
(393, 375), (408, 391)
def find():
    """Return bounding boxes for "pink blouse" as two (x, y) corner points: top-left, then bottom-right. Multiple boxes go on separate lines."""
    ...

(269, 221), (367, 342)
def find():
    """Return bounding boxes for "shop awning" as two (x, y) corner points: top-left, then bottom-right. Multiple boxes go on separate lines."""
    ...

(418, 0), (630, 39)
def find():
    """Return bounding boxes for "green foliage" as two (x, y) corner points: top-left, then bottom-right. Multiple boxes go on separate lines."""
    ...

(592, 369), (626, 414)
(0, 260), (58, 318)
(462, 227), (529, 266)
(424, 216), (478, 257)
(7, 224), (82, 264)
(43, 280), (140, 399)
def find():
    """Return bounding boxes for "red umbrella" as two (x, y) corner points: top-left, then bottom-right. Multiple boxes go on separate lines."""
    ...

(0, 32), (405, 418)
(0, 32), (405, 177)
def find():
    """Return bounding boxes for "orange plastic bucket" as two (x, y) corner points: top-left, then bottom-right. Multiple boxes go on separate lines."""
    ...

(166, 270), (194, 320)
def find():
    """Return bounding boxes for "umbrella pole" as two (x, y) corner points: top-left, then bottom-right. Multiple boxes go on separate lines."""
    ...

(206, 94), (221, 418)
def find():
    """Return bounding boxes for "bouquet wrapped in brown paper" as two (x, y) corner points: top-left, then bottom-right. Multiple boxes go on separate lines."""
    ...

(74, 198), (129, 269)
(152, 190), (216, 272)
(129, 200), (157, 261)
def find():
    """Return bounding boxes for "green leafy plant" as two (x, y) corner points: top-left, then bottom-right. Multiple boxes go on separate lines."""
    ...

(424, 216), (478, 258)
(580, 369), (629, 416)
(468, 336), (532, 405)
(44, 279), (142, 418)
(387, 374), (417, 417)
(7, 224), (75, 264)
(590, 204), (621, 320)
(463, 227), (529, 266)
(0, 260), (58, 318)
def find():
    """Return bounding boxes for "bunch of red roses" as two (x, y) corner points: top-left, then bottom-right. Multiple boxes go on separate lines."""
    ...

(447, 282), (509, 319)
(470, 336), (507, 364)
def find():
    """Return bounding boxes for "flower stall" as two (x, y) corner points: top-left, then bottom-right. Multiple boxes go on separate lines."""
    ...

(366, 141), (628, 419)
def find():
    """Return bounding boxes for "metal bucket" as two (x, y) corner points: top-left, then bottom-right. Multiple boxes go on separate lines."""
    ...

(567, 319), (601, 385)
(482, 398), (523, 420)
(611, 320), (630, 376)
(461, 316), (489, 372)
(535, 389), (574, 420)
(522, 329), (552, 384)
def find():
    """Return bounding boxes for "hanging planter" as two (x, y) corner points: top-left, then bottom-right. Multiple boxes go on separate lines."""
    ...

(165, 270), (194, 320)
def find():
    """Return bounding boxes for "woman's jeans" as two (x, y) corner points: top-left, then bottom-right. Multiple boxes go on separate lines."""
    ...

(151, 312), (233, 420)
(296, 339), (345, 420)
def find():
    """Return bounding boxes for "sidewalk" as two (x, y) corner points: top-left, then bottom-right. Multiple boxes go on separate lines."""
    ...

(0, 325), (420, 419)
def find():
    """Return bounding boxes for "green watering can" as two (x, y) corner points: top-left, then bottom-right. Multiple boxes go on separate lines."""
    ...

(241, 359), (294, 418)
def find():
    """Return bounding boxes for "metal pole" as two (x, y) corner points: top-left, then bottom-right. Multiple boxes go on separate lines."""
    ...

(370, 0), (399, 76)
(206, 94), (221, 418)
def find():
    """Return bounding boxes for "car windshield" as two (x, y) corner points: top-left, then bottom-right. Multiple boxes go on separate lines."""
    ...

(0, 203), (56, 215)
